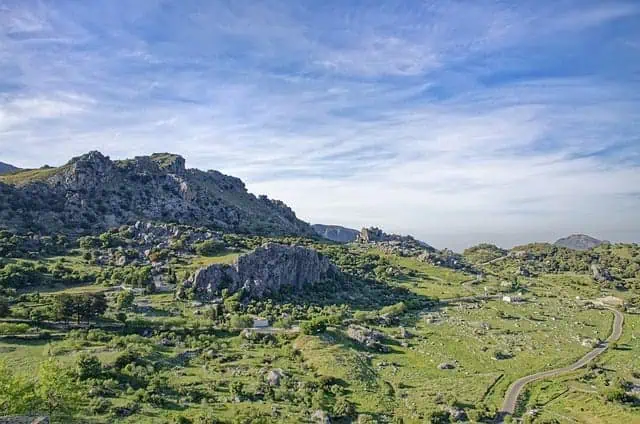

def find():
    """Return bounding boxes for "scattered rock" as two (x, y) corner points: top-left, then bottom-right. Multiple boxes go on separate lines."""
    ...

(347, 325), (389, 352)
(267, 369), (284, 386)
(311, 410), (331, 424)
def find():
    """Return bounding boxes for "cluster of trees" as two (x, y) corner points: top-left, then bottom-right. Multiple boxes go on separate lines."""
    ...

(53, 293), (108, 324)
(506, 243), (640, 280)
(0, 230), (68, 258)
(0, 261), (44, 288)
(96, 265), (153, 290)
(0, 259), (96, 289)
(0, 359), (83, 419)
(78, 232), (127, 250)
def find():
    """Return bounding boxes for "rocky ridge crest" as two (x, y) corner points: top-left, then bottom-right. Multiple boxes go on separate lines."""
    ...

(0, 151), (314, 237)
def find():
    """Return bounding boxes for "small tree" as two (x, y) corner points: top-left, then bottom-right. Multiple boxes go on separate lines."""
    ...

(333, 396), (355, 417)
(0, 360), (39, 415)
(86, 293), (108, 322)
(36, 358), (84, 418)
(115, 312), (128, 325)
(76, 354), (102, 380)
(116, 290), (135, 310)
(29, 309), (46, 326)
(0, 298), (9, 318)
(425, 410), (451, 424)
(229, 381), (244, 398)
(53, 294), (75, 324)
(301, 317), (328, 335)
(229, 314), (253, 329)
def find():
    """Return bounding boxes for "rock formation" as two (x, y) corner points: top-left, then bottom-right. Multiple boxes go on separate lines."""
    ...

(0, 151), (314, 237)
(312, 224), (359, 243)
(346, 325), (388, 352)
(180, 243), (341, 299)
(591, 263), (613, 282)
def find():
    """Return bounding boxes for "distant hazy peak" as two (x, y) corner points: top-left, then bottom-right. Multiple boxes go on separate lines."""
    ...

(554, 234), (607, 250)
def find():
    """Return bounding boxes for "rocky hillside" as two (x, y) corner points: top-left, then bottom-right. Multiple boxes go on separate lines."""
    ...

(179, 242), (341, 299)
(0, 151), (314, 237)
(554, 234), (606, 250)
(0, 161), (19, 175)
(312, 224), (359, 243)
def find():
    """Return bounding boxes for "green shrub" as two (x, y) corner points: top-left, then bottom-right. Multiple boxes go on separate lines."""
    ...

(333, 396), (356, 417)
(194, 240), (225, 256)
(0, 322), (31, 335)
(76, 354), (102, 380)
(229, 314), (253, 329)
(301, 317), (328, 335)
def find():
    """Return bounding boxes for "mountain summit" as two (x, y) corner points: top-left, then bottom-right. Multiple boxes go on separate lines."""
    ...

(0, 151), (314, 237)
(554, 234), (606, 250)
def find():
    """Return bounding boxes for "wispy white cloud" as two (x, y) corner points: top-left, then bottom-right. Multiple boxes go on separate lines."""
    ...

(0, 0), (639, 249)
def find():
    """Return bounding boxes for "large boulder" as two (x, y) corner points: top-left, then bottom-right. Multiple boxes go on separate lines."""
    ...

(181, 243), (341, 299)
(591, 263), (613, 282)
(347, 325), (388, 352)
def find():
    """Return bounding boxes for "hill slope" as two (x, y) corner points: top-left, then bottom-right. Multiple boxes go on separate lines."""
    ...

(312, 224), (359, 243)
(0, 151), (314, 237)
(554, 234), (606, 250)
(0, 161), (19, 175)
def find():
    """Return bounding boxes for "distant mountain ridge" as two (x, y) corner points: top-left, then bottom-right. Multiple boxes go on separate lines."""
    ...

(554, 234), (607, 250)
(0, 161), (19, 175)
(0, 151), (314, 237)
(312, 224), (359, 243)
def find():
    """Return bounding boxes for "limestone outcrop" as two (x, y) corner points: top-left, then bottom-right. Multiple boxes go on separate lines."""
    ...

(0, 151), (314, 237)
(180, 243), (341, 299)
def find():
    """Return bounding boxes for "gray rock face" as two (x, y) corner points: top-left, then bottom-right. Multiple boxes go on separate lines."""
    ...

(355, 227), (476, 272)
(312, 224), (359, 243)
(438, 362), (456, 370)
(346, 325), (388, 352)
(267, 369), (284, 386)
(181, 243), (341, 299)
(554, 234), (607, 250)
(311, 410), (331, 424)
(0, 151), (314, 237)
(591, 263), (613, 282)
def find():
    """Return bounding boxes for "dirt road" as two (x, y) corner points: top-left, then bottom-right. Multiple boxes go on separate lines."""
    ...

(498, 307), (624, 421)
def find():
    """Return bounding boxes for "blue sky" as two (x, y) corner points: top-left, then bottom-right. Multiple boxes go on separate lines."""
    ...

(1, 0), (639, 249)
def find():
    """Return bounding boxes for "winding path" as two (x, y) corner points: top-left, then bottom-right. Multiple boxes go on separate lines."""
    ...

(498, 307), (625, 421)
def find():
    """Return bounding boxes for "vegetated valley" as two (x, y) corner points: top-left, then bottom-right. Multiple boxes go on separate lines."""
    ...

(0, 152), (639, 424)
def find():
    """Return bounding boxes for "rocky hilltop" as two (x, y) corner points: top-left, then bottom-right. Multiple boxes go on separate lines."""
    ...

(0, 161), (19, 175)
(312, 224), (359, 243)
(355, 227), (476, 271)
(179, 242), (341, 299)
(356, 227), (435, 251)
(0, 151), (314, 237)
(554, 234), (607, 250)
